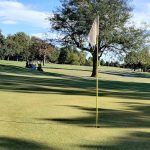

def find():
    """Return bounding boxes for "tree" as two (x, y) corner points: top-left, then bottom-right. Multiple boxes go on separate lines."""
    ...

(58, 46), (86, 65)
(85, 57), (93, 66)
(100, 59), (105, 66)
(50, 0), (148, 76)
(48, 48), (60, 63)
(5, 35), (17, 60)
(12, 32), (31, 61)
(114, 61), (120, 67)
(78, 51), (86, 65)
(30, 37), (54, 65)
(125, 51), (139, 70)
(124, 47), (150, 72)
(139, 47), (150, 72)
(0, 31), (7, 60)
(105, 61), (110, 66)
(58, 47), (69, 64)
(68, 49), (80, 65)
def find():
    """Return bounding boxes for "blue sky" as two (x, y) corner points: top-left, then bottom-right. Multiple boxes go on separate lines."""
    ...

(0, 0), (61, 37)
(0, 0), (150, 38)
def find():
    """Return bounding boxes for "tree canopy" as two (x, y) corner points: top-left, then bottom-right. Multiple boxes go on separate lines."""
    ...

(50, 0), (148, 76)
(125, 47), (150, 72)
(0, 31), (55, 63)
(0, 30), (89, 66)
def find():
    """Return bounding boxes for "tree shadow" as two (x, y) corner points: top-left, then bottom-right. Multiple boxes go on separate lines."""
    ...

(0, 64), (73, 78)
(101, 70), (150, 78)
(100, 80), (150, 100)
(0, 137), (54, 150)
(0, 64), (150, 100)
(38, 103), (150, 128)
(0, 73), (95, 95)
(77, 131), (150, 150)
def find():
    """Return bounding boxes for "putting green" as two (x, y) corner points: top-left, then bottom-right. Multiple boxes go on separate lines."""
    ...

(0, 60), (149, 150)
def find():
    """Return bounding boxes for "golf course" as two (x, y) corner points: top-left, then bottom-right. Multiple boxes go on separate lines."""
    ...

(0, 60), (149, 150)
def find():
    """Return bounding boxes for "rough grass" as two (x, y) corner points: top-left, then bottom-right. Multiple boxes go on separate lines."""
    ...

(0, 60), (150, 150)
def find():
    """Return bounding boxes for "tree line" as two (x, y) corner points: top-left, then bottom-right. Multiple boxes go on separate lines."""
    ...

(0, 30), (93, 66)
(0, 31), (54, 65)
(0, 30), (149, 72)
(124, 47), (150, 72)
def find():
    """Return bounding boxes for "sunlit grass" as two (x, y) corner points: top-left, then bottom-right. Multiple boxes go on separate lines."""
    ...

(0, 60), (149, 150)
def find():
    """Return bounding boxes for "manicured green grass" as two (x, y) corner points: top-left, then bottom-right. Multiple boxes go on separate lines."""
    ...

(0, 60), (150, 150)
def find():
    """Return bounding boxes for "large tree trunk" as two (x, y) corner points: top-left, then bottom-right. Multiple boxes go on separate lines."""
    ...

(91, 50), (97, 77)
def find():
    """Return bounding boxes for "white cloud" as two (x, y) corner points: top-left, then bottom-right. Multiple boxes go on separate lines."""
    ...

(0, 0), (50, 28)
(1, 20), (17, 24)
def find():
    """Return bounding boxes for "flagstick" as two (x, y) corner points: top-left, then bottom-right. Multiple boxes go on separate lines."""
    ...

(87, 15), (99, 128)
(96, 15), (99, 128)
(96, 35), (99, 128)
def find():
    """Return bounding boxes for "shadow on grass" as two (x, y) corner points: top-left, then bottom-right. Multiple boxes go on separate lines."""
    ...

(0, 64), (150, 100)
(101, 70), (150, 79)
(0, 64), (71, 78)
(45, 66), (150, 79)
(77, 131), (150, 150)
(0, 137), (54, 150)
(38, 103), (150, 128)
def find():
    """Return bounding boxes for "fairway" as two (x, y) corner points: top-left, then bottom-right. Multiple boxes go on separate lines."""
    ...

(0, 60), (150, 150)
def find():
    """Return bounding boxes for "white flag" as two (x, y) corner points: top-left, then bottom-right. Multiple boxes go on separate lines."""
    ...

(88, 16), (99, 46)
